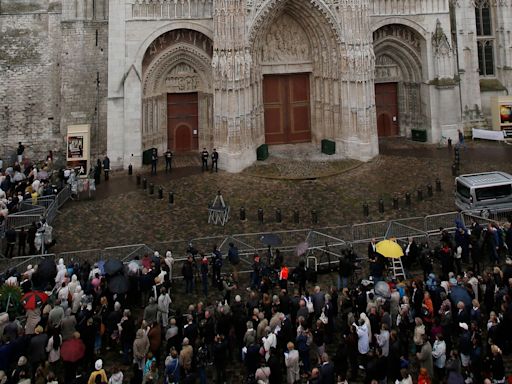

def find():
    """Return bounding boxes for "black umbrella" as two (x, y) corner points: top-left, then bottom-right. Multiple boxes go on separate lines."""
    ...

(104, 259), (124, 276)
(108, 274), (129, 294)
(260, 233), (282, 247)
(31, 258), (57, 289)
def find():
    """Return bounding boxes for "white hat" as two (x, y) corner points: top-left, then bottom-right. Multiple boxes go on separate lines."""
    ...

(459, 322), (468, 331)
(95, 359), (103, 370)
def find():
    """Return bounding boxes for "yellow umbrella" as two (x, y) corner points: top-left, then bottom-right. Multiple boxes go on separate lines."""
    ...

(375, 239), (404, 258)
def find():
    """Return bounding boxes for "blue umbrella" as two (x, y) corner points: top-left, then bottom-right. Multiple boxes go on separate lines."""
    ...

(449, 285), (471, 307)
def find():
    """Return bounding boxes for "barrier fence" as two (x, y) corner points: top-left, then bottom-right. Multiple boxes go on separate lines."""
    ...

(5, 209), (510, 278)
(2, 186), (71, 233)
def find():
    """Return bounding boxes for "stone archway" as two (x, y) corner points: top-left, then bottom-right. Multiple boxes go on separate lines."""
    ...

(373, 24), (426, 137)
(248, 0), (343, 146)
(141, 29), (213, 153)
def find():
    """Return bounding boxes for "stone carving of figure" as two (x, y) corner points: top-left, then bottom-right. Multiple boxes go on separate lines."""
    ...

(226, 50), (233, 79)
(219, 50), (227, 77)
(234, 50), (241, 80)
(212, 49), (219, 72)
(244, 48), (252, 77)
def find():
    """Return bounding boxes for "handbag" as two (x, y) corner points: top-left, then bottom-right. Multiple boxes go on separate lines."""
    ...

(320, 310), (328, 324)
(306, 298), (314, 314)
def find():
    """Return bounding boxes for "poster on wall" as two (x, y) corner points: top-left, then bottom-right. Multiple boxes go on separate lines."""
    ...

(67, 160), (88, 176)
(67, 125), (90, 178)
(500, 104), (512, 124)
(68, 136), (84, 159)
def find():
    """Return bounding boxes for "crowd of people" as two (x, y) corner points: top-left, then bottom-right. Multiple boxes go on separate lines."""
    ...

(0, 215), (511, 384)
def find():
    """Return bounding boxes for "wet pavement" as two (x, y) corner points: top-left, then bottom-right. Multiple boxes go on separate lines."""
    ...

(51, 138), (512, 253)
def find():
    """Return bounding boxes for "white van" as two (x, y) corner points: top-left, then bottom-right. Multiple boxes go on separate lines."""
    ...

(455, 171), (512, 211)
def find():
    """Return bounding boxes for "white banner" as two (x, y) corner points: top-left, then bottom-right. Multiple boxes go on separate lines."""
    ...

(472, 128), (505, 141)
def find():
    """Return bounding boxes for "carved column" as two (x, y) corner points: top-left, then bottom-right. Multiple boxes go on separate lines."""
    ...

(336, 0), (378, 160)
(212, 0), (255, 171)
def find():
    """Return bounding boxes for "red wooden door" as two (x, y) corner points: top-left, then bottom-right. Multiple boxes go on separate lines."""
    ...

(375, 83), (399, 136)
(263, 73), (311, 145)
(167, 93), (198, 152)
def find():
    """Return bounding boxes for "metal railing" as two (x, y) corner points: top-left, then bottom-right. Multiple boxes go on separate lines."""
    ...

(2, 209), (511, 276)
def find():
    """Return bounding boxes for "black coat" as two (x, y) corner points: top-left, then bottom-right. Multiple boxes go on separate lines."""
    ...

(319, 362), (335, 384)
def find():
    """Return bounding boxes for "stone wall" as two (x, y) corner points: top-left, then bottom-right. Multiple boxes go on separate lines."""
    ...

(60, 20), (108, 161)
(0, 11), (62, 163)
(0, 1), (108, 165)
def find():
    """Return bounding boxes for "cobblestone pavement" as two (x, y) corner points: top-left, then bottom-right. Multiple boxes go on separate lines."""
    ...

(54, 139), (512, 252)
(48, 138), (512, 382)
(52, 138), (512, 253)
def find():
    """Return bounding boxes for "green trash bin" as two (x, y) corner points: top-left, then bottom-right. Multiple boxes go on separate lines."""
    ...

(257, 144), (269, 161)
(321, 139), (336, 155)
(142, 148), (157, 165)
(411, 129), (427, 142)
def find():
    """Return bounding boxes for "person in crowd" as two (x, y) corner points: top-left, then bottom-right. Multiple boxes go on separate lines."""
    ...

(1, 220), (512, 384)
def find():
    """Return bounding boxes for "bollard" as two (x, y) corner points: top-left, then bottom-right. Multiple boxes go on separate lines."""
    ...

(136, 174), (141, 186)
(158, 186), (163, 199)
(448, 138), (452, 149)
(128, 164), (133, 175)
(149, 183), (154, 195)
(363, 203), (369, 217)
(311, 209), (318, 224)
(240, 207), (246, 221)
(168, 192), (174, 205)
(293, 210), (300, 223)
(405, 192), (411, 207)
(392, 197), (399, 210)
(258, 208), (264, 224)
(452, 163), (458, 176)
(378, 198), (384, 214)
(275, 208), (282, 223)
(142, 178), (147, 190)
(427, 184), (433, 197)
(435, 178), (442, 192)
(417, 189), (423, 201)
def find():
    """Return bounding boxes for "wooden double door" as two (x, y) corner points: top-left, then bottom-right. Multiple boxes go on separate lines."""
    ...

(167, 93), (198, 152)
(375, 82), (400, 137)
(263, 73), (311, 145)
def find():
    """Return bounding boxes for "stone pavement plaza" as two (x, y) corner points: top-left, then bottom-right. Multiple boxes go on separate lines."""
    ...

(51, 138), (512, 254)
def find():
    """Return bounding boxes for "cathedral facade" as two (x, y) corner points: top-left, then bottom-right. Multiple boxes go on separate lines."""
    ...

(1, 0), (511, 171)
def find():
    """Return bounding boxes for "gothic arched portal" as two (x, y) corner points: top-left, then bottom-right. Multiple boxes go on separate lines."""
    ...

(373, 24), (426, 137)
(247, 0), (344, 146)
(141, 29), (213, 152)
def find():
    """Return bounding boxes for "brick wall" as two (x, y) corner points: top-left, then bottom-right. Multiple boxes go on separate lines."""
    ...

(0, 1), (108, 165)
(60, 20), (108, 162)
(0, 12), (62, 163)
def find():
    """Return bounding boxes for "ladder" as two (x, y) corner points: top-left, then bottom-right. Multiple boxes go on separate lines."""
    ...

(207, 192), (230, 226)
(390, 257), (406, 280)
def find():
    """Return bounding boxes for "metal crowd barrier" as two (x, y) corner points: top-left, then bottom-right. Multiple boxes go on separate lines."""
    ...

(2, 209), (512, 276)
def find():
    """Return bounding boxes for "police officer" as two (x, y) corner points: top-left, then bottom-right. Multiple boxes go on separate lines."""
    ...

(102, 156), (110, 181)
(151, 149), (158, 175)
(164, 149), (173, 173)
(201, 148), (209, 171)
(211, 148), (219, 172)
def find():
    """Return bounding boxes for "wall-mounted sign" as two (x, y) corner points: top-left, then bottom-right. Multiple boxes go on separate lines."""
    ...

(67, 125), (90, 177)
